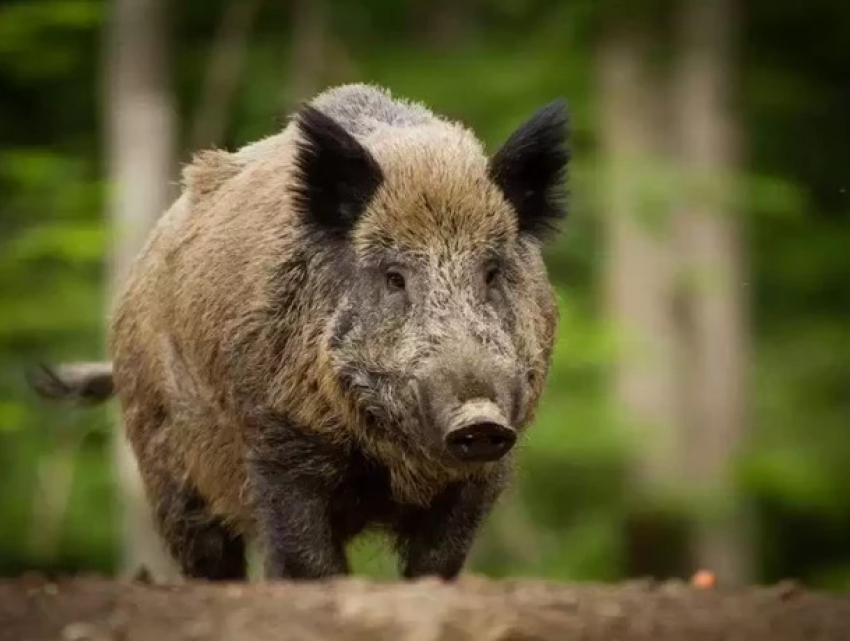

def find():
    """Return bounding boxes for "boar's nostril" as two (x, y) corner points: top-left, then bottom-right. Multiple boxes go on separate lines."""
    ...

(444, 421), (516, 463)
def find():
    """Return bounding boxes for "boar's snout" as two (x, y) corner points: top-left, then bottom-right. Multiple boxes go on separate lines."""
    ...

(443, 400), (516, 463)
(412, 350), (522, 463)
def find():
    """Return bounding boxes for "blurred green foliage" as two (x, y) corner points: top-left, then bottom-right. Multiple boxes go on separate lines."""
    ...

(0, 0), (848, 589)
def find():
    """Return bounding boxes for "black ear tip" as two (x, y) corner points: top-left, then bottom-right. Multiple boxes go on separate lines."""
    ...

(546, 97), (569, 111)
(538, 98), (570, 129)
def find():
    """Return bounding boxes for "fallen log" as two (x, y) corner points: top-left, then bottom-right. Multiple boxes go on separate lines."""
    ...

(1, 574), (849, 641)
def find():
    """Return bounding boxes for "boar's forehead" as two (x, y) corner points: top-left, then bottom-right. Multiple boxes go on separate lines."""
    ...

(350, 126), (518, 256)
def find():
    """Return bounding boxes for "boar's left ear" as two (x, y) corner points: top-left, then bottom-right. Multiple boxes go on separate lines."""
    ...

(291, 104), (384, 239)
(488, 99), (570, 242)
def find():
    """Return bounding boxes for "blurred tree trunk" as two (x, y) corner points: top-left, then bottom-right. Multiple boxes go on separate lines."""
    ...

(284, 0), (326, 112)
(674, 0), (752, 584)
(411, 0), (472, 48)
(103, 0), (179, 579)
(190, 0), (265, 151)
(597, 20), (689, 578)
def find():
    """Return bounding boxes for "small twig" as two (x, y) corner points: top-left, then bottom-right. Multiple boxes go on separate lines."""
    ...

(29, 417), (89, 560)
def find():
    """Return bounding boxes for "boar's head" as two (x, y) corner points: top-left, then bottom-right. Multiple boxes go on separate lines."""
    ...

(292, 99), (569, 468)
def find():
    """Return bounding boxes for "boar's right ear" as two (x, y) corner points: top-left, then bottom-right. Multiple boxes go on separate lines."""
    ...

(291, 104), (384, 239)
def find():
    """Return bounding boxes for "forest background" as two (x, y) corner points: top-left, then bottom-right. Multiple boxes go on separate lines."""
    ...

(0, 0), (847, 590)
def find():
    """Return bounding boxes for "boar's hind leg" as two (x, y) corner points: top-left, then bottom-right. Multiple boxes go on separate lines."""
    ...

(396, 478), (501, 580)
(153, 477), (246, 581)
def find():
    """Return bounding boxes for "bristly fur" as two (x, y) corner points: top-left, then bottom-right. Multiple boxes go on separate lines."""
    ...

(181, 149), (244, 205)
(290, 104), (385, 238)
(488, 99), (571, 241)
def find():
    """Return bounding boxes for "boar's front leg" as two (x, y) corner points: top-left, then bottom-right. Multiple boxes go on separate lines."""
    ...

(396, 475), (504, 580)
(247, 424), (349, 580)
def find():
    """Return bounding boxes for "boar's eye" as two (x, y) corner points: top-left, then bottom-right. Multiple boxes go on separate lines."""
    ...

(386, 269), (406, 292)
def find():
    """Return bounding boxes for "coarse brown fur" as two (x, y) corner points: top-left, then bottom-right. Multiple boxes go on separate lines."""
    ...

(29, 84), (570, 582)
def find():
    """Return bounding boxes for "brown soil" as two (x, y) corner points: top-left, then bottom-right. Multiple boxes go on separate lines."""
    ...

(1, 574), (849, 641)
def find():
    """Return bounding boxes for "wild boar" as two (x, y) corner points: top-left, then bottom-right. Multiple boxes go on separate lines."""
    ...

(29, 83), (570, 582)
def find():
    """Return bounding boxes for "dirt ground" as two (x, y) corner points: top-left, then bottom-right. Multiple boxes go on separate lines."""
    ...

(1, 573), (849, 641)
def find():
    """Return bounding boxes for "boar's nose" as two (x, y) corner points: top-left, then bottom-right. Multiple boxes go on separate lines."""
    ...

(445, 422), (516, 462)
(443, 400), (516, 463)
